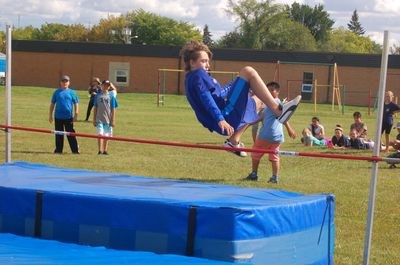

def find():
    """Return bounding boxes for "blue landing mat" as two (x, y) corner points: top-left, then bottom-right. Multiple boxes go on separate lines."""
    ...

(0, 161), (335, 264)
(0, 233), (236, 265)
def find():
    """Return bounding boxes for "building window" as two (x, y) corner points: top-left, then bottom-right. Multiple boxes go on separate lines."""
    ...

(303, 72), (313, 84)
(109, 62), (130, 89)
(115, 69), (128, 83)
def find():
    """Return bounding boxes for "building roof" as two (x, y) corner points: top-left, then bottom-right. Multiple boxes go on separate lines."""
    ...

(12, 40), (400, 69)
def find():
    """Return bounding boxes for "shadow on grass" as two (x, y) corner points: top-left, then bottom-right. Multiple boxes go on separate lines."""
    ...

(12, 150), (54, 155)
(195, 142), (221, 145)
(178, 177), (225, 183)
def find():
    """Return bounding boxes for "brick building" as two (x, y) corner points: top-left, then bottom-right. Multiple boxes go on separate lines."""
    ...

(11, 40), (400, 106)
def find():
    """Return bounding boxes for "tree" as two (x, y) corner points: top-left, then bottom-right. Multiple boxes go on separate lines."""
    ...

(0, 31), (4, 53)
(216, 31), (244, 48)
(265, 16), (317, 51)
(11, 26), (39, 40)
(222, 0), (317, 51)
(27, 23), (90, 42)
(347, 10), (365, 35)
(32, 23), (69, 40)
(202, 25), (213, 47)
(88, 15), (128, 43)
(320, 27), (381, 54)
(225, 0), (284, 49)
(287, 3), (334, 42)
(53, 24), (89, 42)
(390, 42), (400, 55)
(126, 9), (202, 46)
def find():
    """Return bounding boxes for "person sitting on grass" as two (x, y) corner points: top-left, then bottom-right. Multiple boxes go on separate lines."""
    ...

(331, 125), (350, 149)
(301, 116), (325, 144)
(348, 129), (374, 149)
(308, 116), (325, 140)
(350, 111), (368, 139)
(301, 127), (327, 147)
(180, 40), (301, 156)
(386, 123), (400, 168)
(386, 121), (400, 151)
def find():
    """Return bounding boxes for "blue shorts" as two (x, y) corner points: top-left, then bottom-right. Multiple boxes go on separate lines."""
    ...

(221, 77), (258, 131)
(96, 122), (113, 136)
(382, 122), (393, 134)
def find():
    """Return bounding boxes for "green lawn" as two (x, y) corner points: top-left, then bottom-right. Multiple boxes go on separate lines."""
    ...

(0, 86), (399, 264)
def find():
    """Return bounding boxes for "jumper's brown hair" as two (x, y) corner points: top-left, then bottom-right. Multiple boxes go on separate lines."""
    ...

(180, 40), (213, 71)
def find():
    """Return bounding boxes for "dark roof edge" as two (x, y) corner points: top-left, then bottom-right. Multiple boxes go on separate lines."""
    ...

(12, 40), (400, 69)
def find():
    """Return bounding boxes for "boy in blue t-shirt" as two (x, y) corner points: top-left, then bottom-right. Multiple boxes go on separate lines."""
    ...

(180, 41), (301, 156)
(49, 75), (80, 154)
(244, 82), (296, 183)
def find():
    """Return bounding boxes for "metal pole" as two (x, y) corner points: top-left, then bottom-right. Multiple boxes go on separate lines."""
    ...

(5, 24), (12, 163)
(342, 85), (345, 115)
(363, 30), (389, 265)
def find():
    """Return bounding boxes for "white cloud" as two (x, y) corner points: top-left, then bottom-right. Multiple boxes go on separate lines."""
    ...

(0, 0), (399, 46)
(374, 0), (400, 13)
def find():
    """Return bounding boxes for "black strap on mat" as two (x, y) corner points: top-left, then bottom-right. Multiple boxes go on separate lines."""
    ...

(34, 190), (44, 238)
(185, 206), (198, 256)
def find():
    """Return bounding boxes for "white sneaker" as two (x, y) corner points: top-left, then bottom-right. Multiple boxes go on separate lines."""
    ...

(277, 95), (301, 124)
(237, 142), (248, 157)
(223, 140), (247, 157)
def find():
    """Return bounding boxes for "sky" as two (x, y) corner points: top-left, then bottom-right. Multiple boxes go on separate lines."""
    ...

(0, 0), (399, 48)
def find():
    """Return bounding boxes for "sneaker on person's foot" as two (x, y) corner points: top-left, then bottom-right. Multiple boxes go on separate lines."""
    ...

(267, 175), (279, 184)
(98, 151), (102, 155)
(223, 139), (247, 157)
(277, 95), (301, 124)
(237, 142), (248, 157)
(103, 151), (109, 155)
(244, 171), (258, 181)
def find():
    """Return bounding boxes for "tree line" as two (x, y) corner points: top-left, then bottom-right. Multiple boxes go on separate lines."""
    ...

(0, 1), (399, 55)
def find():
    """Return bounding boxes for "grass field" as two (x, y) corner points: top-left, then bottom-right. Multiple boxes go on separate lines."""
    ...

(0, 86), (399, 264)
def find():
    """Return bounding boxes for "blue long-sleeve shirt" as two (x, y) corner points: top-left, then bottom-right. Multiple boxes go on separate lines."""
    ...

(185, 68), (226, 134)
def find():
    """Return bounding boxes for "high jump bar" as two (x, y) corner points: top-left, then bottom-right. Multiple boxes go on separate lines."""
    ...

(1, 124), (399, 164)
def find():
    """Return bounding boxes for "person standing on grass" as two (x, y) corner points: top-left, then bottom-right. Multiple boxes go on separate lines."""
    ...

(180, 40), (301, 156)
(107, 81), (118, 98)
(85, 77), (101, 121)
(49, 75), (80, 154)
(382, 91), (400, 152)
(93, 80), (118, 155)
(244, 82), (296, 184)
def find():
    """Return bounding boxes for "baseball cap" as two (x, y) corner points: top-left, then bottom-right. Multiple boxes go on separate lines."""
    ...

(397, 122), (400, 128)
(102, 80), (110, 85)
(60, 75), (70, 81)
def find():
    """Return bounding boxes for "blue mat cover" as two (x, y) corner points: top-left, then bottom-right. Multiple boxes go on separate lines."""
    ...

(0, 162), (335, 264)
(0, 233), (236, 264)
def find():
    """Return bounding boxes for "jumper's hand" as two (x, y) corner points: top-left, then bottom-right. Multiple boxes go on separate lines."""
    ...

(218, 120), (234, 136)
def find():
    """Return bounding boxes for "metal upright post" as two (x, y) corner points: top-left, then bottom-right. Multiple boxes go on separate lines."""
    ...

(5, 24), (12, 163)
(363, 30), (389, 265)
